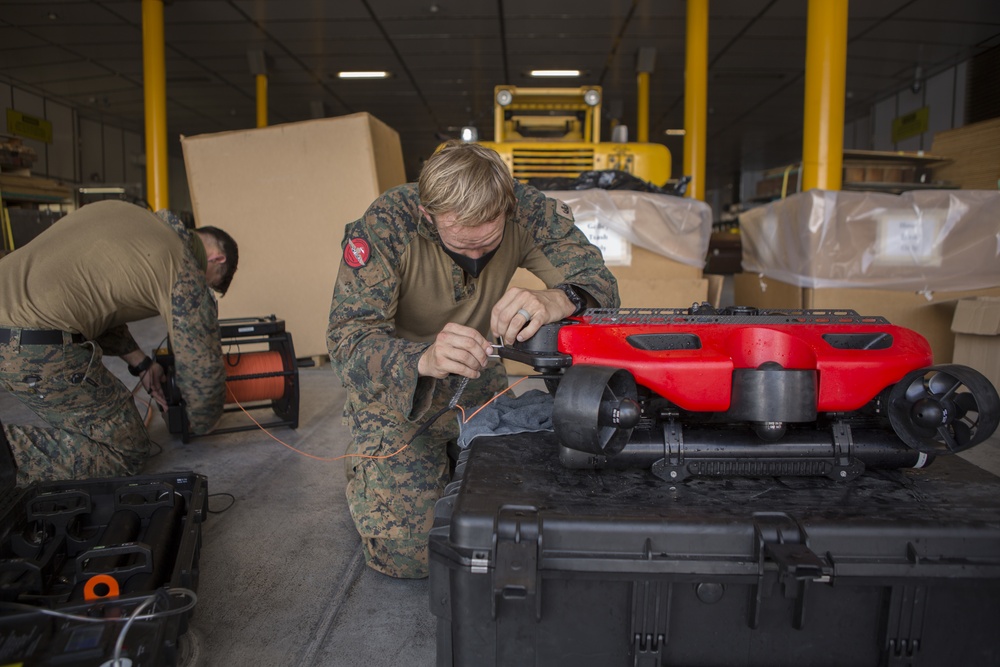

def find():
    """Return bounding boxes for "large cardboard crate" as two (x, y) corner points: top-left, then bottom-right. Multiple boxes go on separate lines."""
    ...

(430, 432), (1000, 666)
(181, 113), (406, 359)
(952, 297), (1000, 390)
(733, 273), (1000, 363)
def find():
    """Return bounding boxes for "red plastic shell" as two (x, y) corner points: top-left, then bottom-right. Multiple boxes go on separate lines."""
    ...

(558, 315), (933, 413)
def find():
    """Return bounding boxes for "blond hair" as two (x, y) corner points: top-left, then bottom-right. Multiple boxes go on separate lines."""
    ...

(418, 141), (516, 226)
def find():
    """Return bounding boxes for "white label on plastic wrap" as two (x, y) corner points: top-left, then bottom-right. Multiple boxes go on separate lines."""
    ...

(875, 211), (943, 267)
(576, 215), (631, 266)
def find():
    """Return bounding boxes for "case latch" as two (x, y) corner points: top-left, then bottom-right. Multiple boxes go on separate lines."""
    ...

(630, 579), (671, 667)
(882, 584), (927, 666)
(751, 512), (832, 629)
(491, 506), (540, 621)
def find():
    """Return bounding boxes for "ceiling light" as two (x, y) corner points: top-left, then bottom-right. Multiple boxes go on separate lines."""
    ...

(583, 89), (601, 106)
(664, 129), (686, 136)
(496, 89), (513, 106)
(337, 71), (391, 79)
(529, 69), (581, 78)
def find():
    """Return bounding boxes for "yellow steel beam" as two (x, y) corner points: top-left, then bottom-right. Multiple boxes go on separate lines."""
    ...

(256, 74), (268, 128)
(1, 203), (13, 252)
(142, 0), (168, 211)
(588, 91), (600, 142)
(636, 71), (650, 143)
(683, 0), (709, 201)
(802, 0), (848, 192)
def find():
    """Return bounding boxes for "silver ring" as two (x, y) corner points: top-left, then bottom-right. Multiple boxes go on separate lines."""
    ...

(516, 308), (532, 322)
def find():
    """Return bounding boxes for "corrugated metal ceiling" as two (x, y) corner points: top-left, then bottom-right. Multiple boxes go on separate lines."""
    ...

(1, 0), (998, 190)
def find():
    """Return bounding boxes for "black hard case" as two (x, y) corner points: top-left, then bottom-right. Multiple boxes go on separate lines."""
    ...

(429, 432), (1000, 666)
(0, 442), (207, 667)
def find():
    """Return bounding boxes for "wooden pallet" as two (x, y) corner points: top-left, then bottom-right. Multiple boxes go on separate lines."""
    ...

(0, 172), (73, 202)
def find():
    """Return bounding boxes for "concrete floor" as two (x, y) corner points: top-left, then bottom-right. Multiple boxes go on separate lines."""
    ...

(2, 285), (1000, 666)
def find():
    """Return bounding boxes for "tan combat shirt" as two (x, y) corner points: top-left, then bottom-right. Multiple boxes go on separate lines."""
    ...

(0, 200), (225, 433)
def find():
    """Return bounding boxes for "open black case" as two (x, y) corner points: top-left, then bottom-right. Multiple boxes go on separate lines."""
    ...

(0, 438), (207, 666)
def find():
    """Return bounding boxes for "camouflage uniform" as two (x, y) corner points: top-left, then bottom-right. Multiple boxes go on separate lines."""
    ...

(0, 200), (226, 486)
(328, 181), (619, 578)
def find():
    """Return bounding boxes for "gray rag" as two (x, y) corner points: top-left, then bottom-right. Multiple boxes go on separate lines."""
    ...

(456, 389), (554, 449)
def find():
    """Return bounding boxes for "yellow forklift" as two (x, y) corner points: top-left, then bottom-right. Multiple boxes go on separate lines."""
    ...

(471, 85), (672, 187)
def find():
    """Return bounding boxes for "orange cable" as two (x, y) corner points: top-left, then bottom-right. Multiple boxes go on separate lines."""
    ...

(456, 375), (530, 424)
(225, 374), (535, 462)
(131, 381), (155, 427)
(224, 350), (285, 402)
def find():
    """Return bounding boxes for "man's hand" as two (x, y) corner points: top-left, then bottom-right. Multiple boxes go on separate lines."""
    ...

(122, 349), (168, 409)
(417, 322), (494, 379)
(491, 286), (577, 346)
(144, 362), (168, 409)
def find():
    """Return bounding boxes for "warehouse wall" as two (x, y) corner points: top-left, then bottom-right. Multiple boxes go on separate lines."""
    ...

(850, 61), (968, 153)
(1, 77), (190, 213)
(2, 79), (139, 189)
(734, 58), (974, 207)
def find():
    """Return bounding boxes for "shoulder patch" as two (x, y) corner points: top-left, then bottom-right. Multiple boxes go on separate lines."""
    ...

(551, 198), (574, 221)
(343, 237), (371, 268)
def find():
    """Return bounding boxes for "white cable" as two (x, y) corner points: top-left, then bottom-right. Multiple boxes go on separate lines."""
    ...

(112, 591), (160, 667)
(0, 587), (198, 624)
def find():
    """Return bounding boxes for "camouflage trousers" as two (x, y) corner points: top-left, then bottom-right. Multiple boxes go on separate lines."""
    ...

(344, 365), (507, 578)
(0, 334), (150, 487)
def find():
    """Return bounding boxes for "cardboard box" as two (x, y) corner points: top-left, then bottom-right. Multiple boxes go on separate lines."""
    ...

(930, 117), (1000, 190)
(611, 245), (702, 281)
(734, 273), (1000, 364)
(951, 297), (1000, 390)
(181, 113), (406, 359)
(504, 271), (715, 376)
(509, 263), (707, 309)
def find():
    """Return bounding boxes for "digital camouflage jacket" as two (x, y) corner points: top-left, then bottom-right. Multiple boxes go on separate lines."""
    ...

(327, 181), (619, 422)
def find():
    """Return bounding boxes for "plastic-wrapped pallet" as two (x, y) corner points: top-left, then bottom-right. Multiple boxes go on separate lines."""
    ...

(508, 189), (716, 312)
(739, 189), (1000, 293)
(543, 189), (712, 270)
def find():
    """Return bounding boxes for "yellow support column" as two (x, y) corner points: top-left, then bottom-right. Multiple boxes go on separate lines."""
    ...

(256, 73), (268, 128)
(142, 0), (169, 211)
(636, 47), (656, 144)
(636, 71), (650, 143)
(801, 0), (848, 192)
(683, 0), (709, 201)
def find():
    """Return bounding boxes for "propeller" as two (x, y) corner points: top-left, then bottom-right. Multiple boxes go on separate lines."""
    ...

(552, 365), (640, 456)
(888, 364), (1000, 455)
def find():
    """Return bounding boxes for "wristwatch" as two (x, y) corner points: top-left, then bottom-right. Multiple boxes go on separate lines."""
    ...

(128, 355), (154, 377)
(554, 283), (587, 317)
